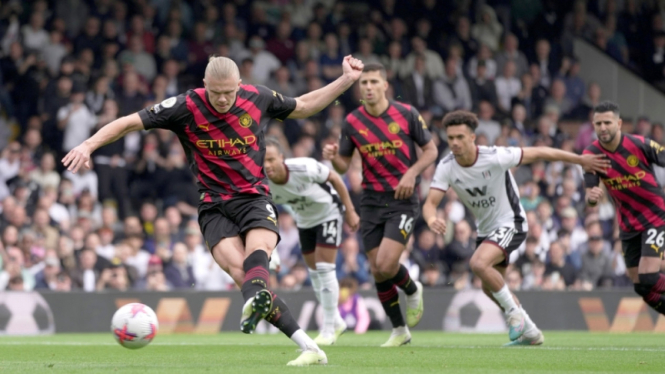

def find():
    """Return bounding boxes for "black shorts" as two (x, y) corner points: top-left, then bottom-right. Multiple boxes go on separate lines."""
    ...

(198, 194), (280, 251)
(622, 227), (665, 268)
(360, 192), (419, 251)
(476, 227), (527, 267)
(298, 216), (343, 254)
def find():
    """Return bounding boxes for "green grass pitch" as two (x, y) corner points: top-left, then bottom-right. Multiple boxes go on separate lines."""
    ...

(0, 332), (663, 373)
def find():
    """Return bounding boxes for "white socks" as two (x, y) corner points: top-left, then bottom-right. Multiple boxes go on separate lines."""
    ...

(291, 329), (319, 351)
(491, 284), (519, 314)
(521, 307), (539, 336)
(310, 262), (342, 336)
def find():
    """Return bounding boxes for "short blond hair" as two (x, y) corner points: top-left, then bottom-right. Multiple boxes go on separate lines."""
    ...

(205, 56), (240, 80)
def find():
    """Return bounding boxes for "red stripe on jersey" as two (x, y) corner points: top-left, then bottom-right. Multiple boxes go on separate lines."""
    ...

(182, 126), (237, 197)
(359, 106), (410, 171)
(611, 194), (638, 232)
(202, 193), (213, 203)
(233, 96), (262, 150)
(347, 113), (399, 189)
(240, 84), (259, 94)
(358, 155), (385, 191)
(190, 90), (264, 179)
(622, 135), (649, 166)
(185, 97), (260, 194)
(612, 189), (665, 230)
(387, 105), (411, 137)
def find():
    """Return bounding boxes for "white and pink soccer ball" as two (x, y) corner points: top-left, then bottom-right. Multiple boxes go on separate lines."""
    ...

(111, 303), (159, 349)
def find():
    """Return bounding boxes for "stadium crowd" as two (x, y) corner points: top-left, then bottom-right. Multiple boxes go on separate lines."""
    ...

(0, 0), (664, 293)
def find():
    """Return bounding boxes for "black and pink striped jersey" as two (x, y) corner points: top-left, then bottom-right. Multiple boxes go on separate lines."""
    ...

(338, 101), (432, 192)
(138, 85), (296, 202)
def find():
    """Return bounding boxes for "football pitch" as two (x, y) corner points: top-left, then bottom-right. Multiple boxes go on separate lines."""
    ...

(0, 332), (663, 373)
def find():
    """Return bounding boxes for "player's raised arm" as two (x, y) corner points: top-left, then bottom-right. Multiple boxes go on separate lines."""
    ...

(423, 188), (447, 235)
(326, 169), (360, 231)
(520, 147), (610, 173)
(62, 113), (144, 173)
(287, 56), (364, 119)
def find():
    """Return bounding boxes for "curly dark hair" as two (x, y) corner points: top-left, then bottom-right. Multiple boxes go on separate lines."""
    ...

(442, 110), (479, 131)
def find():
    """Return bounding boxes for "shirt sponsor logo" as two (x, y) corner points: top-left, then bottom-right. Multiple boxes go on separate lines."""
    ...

(196, 136), (257, 156)
(603, 171), (646, 190)
(358, 140), (403, 157)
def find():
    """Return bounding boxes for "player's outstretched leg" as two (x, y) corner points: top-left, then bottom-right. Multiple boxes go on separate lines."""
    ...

(210, 235), (326, 365)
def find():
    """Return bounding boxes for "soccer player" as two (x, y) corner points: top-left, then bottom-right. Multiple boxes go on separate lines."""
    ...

(422, 110), (609, 345)
(583, 101), (665, 317)
(323, 63), (437, 346)
(263, 137), (359, 345)
(62, 55), (364, 366)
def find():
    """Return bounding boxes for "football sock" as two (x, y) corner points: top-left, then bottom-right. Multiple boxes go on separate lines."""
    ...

(291, 329), (319, 351)
(309, 267), (322, 303)
(265, 293), (301, 337)
(316, 262), (340, 336)
(491, 284), (519, 315)
(376, 279), (405, 328)
(521, 307), (539, 335)
(391, 264), (418, 297)
(636, 273), (665, 314)
(241, 250), (270, 301)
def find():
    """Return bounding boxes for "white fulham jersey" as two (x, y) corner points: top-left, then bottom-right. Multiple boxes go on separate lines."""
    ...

(269, 158), (343, 229)
(431, 146), (528, 237)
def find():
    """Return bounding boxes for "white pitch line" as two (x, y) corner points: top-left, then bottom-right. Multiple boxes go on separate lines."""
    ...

(0, 341), (663, 352)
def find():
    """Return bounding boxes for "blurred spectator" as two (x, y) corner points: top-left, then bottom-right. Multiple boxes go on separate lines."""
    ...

(403, 36), (444, 79)
(22, 12), (49, 52)
(544, 241), (578, 288)
(34, 250), (61, 290)
(476, 101), (501, 145)
(433, 57), (472, 113)
(57, 84), (97, 153)
(579, 234), (614, 290)
(495, 60), (522, 114)
(248, 36), (280, 85)
(443, 220), (474, 272)
(338, 277), (371, 334)
(400, 54), (434, 111)
(30, 152), (60, 191)
(496, 34), (529, 79)
(336, 237), (370, 287)
(163, 242), (195, 289)
(472, 5), (503, 52)
(468, 44), (498, 80)
(72, 248), (98, 291)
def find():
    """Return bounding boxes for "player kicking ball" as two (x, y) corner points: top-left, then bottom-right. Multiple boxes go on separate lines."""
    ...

(324, 63), (438, 347)
(264, 138), (359, 345)
(62, 55), (364, 365)
(422, 110), (609, 345)
(584, 102), (665, 318)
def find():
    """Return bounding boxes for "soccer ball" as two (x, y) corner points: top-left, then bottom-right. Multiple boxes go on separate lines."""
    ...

(111, 303), (159, 349)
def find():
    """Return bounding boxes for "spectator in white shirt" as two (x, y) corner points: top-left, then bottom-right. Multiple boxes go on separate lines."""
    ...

(477, 100), (502, 145)
(247, 36), (280, 85)
(495, 60), (522, 113)
(42, 30), (67, 77)
(57, 85), (97, 153)
(21, 12), (49, 52)
(495, 33), (529, 80)
(0, 142), (21, 200)
(63, 164), (98, 200)
(29, 152), (61, 191)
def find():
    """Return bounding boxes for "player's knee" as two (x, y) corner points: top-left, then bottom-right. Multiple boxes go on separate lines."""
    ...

(469, 257), (489, 275)
(634, 283), (651, 297)
(375, 257), (398, 277)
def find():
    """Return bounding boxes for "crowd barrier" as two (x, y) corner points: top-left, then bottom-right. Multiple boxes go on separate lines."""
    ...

(0, 289), (663, 335)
